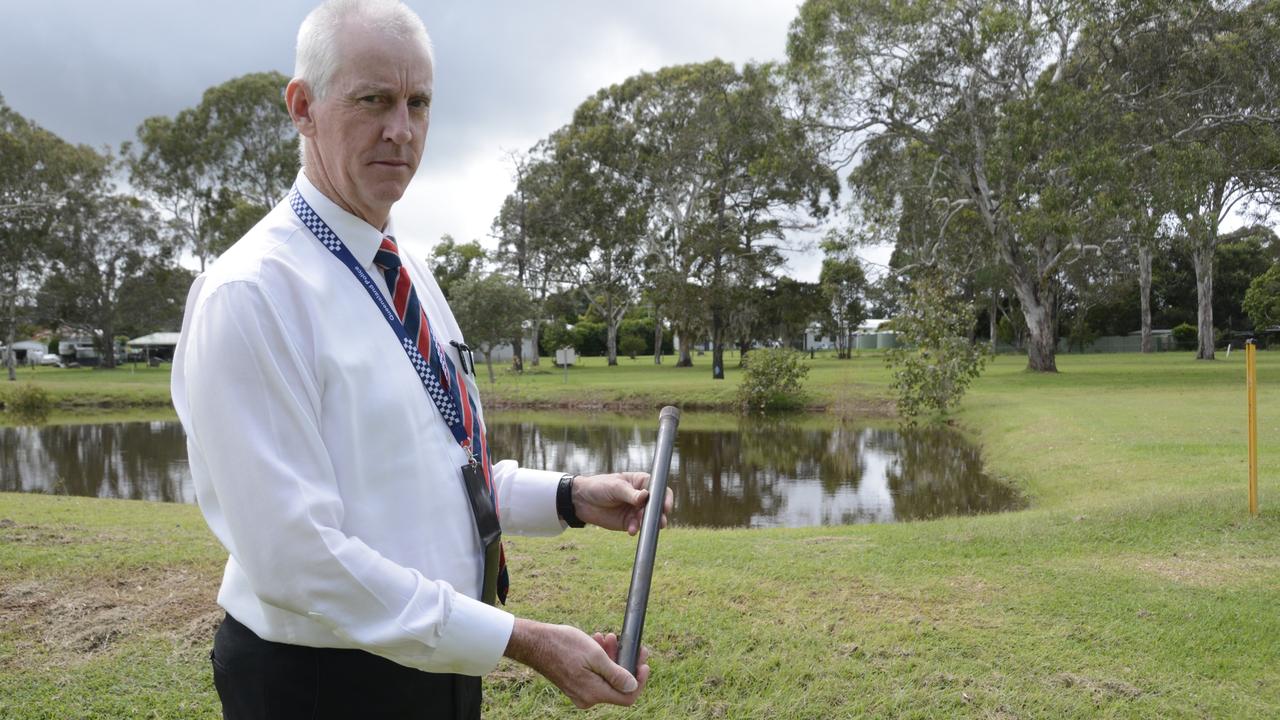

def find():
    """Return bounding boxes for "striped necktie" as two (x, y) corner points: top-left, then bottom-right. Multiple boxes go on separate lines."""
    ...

(373, 236), (508, 605)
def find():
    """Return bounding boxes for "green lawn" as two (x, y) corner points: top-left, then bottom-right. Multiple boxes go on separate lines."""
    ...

(2, 351), (1278, 718)
(0, 349), (891, 417)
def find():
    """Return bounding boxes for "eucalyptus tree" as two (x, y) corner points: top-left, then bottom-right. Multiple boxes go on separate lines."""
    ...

(789, 0), (1141, 372)
(39, 192), (175, 369)
(601, 61), (837, 378)
(548, 116), (650, 366)
(818, 254), (868, 359)
(1133, 1), (1280, 359)
(128, 71), (298, 270)
(450, 272), (533, 383)
(0, 97), (107, 380)
(492, 148), (574, 368)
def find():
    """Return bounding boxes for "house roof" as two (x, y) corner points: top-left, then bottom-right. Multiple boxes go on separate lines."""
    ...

(126, 332), (182, 347)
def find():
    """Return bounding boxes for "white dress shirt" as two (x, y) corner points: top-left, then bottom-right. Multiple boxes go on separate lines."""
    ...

(171, 171), (566, 676)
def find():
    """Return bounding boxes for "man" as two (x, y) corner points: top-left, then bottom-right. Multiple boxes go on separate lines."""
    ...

(170, 1), (669, 717)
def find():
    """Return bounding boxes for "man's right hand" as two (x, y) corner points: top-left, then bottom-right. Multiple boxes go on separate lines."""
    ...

(503, 618), (650, 709)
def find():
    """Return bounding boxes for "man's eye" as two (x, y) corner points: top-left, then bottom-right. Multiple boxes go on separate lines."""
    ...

(410, 98), (431, 110)
(360, 95), (384, 104)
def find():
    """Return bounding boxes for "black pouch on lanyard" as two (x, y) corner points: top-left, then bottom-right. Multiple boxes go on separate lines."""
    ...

(461, 463), (502, 605)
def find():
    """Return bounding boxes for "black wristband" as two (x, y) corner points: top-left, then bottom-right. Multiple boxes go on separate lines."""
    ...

(557, 474), (585, 528)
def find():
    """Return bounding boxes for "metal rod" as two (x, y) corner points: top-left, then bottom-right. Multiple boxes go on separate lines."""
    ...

(618, 405), (680, 675)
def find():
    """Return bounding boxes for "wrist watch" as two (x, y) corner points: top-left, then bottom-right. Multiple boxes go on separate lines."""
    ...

(557, 474), (585, 528)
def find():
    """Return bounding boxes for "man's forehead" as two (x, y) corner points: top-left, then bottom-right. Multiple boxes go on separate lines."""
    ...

(332, 24), (433, 91)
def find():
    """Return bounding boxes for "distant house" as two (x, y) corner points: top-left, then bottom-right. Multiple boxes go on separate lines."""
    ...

(805, 318), (896, 352)
(126, 332), (182, 363)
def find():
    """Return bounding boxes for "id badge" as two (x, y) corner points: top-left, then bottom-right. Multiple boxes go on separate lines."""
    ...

(461, 463), (503, 604)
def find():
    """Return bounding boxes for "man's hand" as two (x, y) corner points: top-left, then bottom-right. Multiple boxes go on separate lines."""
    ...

(504, 618), (651, 709)
(572, 471), (673, 535)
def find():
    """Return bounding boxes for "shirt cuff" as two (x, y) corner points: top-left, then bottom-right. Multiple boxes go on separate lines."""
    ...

(496, 463), (567, 536)
(431, 592), (515, 676)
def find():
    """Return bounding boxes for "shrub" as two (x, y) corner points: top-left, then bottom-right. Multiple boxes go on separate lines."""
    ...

(618, 334), (646, 360)
(736, 348), (810, 414)
(886, 274), (989, 424)
(1172, 322), (1198, 350)
(1243, 264), (1280, 331)
(2, 382), (51, 423)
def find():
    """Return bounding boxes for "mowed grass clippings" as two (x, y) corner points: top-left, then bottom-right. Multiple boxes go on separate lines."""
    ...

(1, 351), (1278, 717)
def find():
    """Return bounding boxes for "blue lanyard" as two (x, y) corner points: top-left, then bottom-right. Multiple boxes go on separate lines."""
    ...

(288, 188), (475, 458)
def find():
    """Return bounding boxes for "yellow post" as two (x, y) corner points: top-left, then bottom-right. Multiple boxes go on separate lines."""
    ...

(1247, 340), (1258, 516)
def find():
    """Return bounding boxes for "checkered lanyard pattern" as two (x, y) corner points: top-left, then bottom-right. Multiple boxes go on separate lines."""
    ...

(289, 189), (508, 604)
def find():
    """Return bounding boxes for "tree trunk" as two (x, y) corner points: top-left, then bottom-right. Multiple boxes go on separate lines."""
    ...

(1138, 244), (1153, 353)
(1191, 242), (1215, 360)
(510, 327), (523, 372)
(484, 350), (496, 384)
(677, 330), (693, 367)
(653, 305), (663, 365)
(5, 319), (16, 382)
(711, 307), (725, 380)
(1012, 278), (1058, 372)
(988, 291), (998, 354)
(738, 339), (750, 367)
(606, 318), (620, 367)
(529, 321), (541, 367)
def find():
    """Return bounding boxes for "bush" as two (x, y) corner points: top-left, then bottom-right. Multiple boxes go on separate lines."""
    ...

(619, 334), (646, 359)
(886, 274), (989, 424)
(1243, 264), (1280, 331)
(2, 382), (51, 423)
(1172, 322), (1198, 351)
(736, 348), (810, 414)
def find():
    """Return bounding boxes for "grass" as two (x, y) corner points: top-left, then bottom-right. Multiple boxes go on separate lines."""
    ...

(0, 349), (890, 420)
(2, 351), (1279, 717)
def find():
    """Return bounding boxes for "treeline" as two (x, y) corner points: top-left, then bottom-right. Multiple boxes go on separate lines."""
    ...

(1, 72), (298, 377)
(4, 0), (1280, 382)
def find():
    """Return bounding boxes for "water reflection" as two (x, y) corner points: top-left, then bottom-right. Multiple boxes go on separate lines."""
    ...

(0, 422), (193, 503)
(486, 416), (1021, 528)
(0, 415), (1020, 527)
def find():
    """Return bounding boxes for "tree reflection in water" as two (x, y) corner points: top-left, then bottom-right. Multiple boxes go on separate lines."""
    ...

(1, 422), (192, 503)
(1, 416), (1020, 527)
(485, 415), (1021, 528)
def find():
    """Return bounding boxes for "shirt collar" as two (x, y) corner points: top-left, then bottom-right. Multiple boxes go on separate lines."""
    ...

(293, 170), (398, 270)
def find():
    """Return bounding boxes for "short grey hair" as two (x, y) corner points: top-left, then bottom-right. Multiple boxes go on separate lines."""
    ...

(294, 0), (435, 164)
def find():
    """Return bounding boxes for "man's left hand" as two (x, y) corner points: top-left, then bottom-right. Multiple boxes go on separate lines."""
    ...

(572, 472), (672, 535)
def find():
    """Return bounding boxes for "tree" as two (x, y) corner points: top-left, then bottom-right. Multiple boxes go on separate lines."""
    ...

(886, 273), (988, 423)
(1, 96), (107, 380)
(39, 192), (172, 369)
(431, 234), (487, 300)
(128, 71), (298, 270)
(1243, 263), (1280, 332)
(789, 0), (1160, 372)
(450, 273), (533, 383)
(817, 253), (867, 359)
(1114, 0), (1280, 359)
(492, 149), (573, 369)
(552, 60), (836, 375)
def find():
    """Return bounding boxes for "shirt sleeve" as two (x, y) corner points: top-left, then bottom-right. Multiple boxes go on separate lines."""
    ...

(174, 280), (513, 675)
(492, 460), (567, 535)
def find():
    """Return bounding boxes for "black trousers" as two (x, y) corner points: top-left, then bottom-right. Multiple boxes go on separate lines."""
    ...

(211, 613), (482, 720)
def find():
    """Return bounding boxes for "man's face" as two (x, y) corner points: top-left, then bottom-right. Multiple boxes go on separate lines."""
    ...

(306, 23), (433, 226)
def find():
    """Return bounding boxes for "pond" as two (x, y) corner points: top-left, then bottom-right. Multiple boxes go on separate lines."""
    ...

(0, 412), (1022, 528)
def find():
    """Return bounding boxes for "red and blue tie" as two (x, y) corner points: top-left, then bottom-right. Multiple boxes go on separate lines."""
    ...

(373, 236), (508, 605)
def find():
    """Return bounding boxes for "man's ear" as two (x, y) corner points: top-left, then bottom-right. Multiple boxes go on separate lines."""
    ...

(286, 79), (317, 139)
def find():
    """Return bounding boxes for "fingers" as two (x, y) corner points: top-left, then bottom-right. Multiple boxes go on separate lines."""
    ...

(586, 644), (639, 694)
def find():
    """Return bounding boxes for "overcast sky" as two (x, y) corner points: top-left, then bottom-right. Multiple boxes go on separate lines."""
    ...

(1, 0), (890, 280)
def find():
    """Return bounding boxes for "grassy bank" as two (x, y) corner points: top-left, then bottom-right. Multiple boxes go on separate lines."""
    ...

(2, 352), (1278, 718)
(1, 349), (894, 418)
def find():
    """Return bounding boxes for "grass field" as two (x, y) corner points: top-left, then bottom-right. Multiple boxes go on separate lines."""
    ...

(0, 348), (890, 417)
(1, 351), (1278, 718)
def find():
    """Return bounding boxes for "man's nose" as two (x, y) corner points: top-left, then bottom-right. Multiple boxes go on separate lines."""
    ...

(384, 102), (413, 145)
